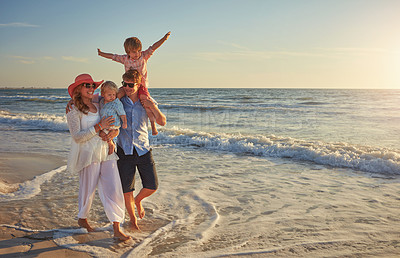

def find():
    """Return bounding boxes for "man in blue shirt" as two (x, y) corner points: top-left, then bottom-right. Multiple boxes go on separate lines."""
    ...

(116, 69), (166, 230)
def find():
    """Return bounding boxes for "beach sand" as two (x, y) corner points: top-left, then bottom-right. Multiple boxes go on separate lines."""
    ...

(1, 150), (400, 257)
(0, 152), (65, 185)
(0, 152), (163, 257)
(0, 152), (90, 257)
(0, 226), (91, 257)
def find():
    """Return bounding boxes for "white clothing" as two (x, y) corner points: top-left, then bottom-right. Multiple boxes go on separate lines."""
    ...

(66, 103), (124, 223)
(78, 160), (125, 222)
(66, 104), (118, 173)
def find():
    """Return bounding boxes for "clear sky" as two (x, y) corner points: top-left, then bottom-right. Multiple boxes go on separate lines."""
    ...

(1, 0), (399, 89)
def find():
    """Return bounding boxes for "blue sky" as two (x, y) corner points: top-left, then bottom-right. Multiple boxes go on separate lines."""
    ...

(1, 0), (399, 88)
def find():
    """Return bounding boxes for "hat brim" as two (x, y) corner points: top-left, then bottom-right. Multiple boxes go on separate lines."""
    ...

(68, 79), (104, 98)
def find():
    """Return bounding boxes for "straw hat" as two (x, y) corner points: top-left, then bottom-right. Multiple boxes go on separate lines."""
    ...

(68, 74), (104, 97)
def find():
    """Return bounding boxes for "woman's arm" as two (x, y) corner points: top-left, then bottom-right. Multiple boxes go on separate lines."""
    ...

(99, 129), (119, 142)
(66, 108), (115, 143)
(66, 108), (97, 143)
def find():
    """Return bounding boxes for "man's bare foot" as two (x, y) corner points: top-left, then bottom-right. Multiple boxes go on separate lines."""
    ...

(78, 218), (95, 232)
(129, 220), (141, 231)
(114, 230), (131, 241)
(108, 141), (115, 155)
(135, 200), (145, 219)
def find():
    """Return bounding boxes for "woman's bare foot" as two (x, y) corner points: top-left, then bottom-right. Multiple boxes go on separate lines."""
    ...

(135, 200), (145, 219)
(78, 218), (95, 232)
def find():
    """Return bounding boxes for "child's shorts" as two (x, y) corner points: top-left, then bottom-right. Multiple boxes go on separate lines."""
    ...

(138, 85), (150, 99)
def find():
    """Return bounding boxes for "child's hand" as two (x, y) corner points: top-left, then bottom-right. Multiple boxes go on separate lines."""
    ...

(164, 32), (171, 40)
(122, 122), (127, 129)
(117, 87), (126, 99)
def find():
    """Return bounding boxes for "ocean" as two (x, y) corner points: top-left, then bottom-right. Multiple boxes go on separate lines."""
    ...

(0, 88), (400, 257)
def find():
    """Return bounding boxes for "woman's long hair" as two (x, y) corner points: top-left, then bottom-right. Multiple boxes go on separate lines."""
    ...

(72, 85), (90, 114)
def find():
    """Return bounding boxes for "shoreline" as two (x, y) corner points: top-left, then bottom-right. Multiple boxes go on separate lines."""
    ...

(0, 152), (65, 185)
(0, 152), (88, 256)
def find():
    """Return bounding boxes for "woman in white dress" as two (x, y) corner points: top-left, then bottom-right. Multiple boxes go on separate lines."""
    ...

(66, 73), (130, 241)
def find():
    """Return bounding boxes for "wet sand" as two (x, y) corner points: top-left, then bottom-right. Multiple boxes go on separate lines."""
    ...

(1, 151), (400, 257)
(0, 152), (83, 257)
(0, 152), (65, 184)
(0, 226), (91, 257)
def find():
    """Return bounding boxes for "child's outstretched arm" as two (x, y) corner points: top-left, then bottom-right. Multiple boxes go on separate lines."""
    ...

(97, 48), (114, 60)
(151, 32), (171, 51)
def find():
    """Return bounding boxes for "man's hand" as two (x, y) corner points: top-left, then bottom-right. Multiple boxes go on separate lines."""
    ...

(66, 99), (74, 114)
(140, 96), (155, 109)
(117, 86), (126, 99)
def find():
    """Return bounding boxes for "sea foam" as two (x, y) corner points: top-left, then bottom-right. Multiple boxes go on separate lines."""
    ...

(153, 127), (400, 175)
(2, 108), (399, 175)
(0, 94), (70, 103)
(0, 165), (66, 202)
(0, 110), (68, 131)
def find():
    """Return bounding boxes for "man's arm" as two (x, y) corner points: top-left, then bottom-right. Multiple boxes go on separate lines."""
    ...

(117, 87), (126, 99)
(151, 32), (171, 51)
(65, 93), (101, 114)
(97, 48), (114, 60)
(153, 105), (166, 126)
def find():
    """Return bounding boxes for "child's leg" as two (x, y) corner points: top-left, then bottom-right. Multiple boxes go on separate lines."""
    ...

(104, 128), (116, 155)
(146, 109), (158, 136)
(139, 86), (158, 135)
(107, 140), (115, 155)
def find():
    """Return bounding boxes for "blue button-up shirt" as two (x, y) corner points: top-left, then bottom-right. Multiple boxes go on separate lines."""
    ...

(117, 96), (150, 156)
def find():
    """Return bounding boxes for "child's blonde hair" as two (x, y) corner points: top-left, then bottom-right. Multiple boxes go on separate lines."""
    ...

(101, 81), (118, 95)
(124, 37), (142, 54)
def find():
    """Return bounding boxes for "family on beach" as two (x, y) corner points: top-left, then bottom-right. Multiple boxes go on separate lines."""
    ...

(66, 32), (170, 241)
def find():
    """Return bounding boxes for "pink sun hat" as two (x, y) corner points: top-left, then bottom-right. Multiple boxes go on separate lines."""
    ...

(68, 74), (104, 97)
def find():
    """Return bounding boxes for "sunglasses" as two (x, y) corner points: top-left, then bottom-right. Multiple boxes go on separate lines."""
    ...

(122, 81), (138, 88)
(82, 83), (96, 89)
